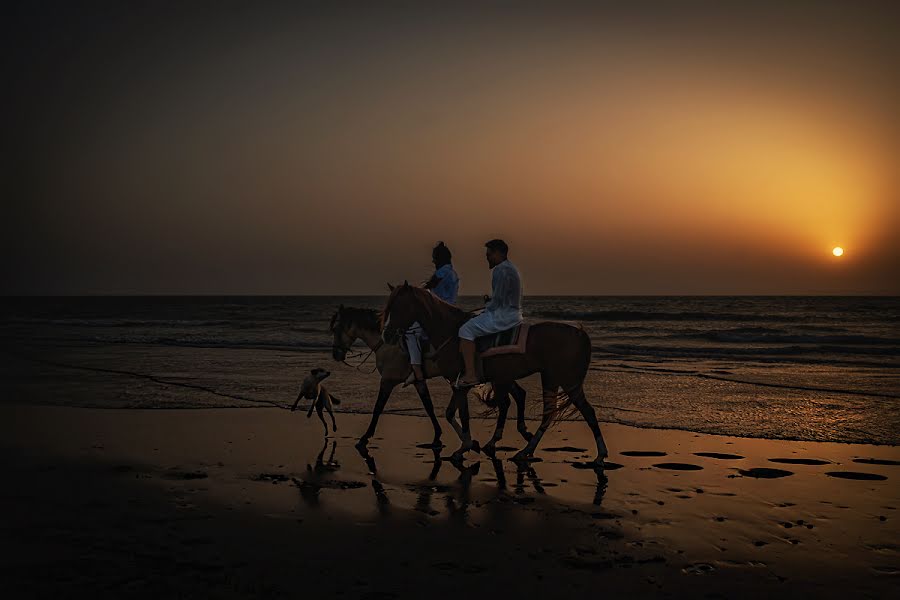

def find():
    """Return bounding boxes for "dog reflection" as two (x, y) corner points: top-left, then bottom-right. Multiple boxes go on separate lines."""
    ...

(293, 439), (340, 507)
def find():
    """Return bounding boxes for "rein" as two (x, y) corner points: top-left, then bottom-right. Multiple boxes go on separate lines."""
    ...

(336, 339), (383, 374)
(424, 334), (454, 360)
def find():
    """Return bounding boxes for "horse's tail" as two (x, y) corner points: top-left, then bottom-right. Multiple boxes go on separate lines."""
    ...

(475, 385), (500, 417)
(575, 325), (592, 381)
(543, 325), (591, 424)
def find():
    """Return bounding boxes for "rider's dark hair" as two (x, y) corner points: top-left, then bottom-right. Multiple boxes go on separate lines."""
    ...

(432, 241), (452, 267)
(485, 239), (508, 255)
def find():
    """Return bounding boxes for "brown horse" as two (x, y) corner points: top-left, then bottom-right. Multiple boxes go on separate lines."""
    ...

(381, 284), (609, 464)
(329, 304), (533, 451)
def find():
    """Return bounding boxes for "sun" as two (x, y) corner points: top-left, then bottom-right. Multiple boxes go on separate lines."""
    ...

(832, 246), (844, 257)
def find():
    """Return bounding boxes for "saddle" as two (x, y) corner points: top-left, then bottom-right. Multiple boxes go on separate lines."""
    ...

(476, 323), (530, 357)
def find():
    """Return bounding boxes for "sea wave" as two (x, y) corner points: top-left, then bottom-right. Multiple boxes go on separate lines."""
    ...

(593, 342), (900, 360)
(667, 329), (900, 346)
(76, 336), (337, 352)
(535, 309), (897, 323)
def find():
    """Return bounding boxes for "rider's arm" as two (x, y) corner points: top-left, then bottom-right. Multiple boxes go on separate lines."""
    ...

(485, 267), (504, 311)
(423, 274), (443, 290)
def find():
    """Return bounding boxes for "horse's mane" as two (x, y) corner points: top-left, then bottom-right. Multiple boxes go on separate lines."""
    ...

(331, 307), (382, 333)
(381, 285), (468, 328)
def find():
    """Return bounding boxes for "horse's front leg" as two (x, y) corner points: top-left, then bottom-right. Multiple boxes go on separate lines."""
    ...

(412, 380), (443, 448)
(357, 379), (398, 448)
(482, 386), (511, 456)
(511, 382), (533, 442)
(451, 388), (474, 461)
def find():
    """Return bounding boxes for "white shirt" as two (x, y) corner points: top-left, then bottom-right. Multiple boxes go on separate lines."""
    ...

(485, 259), (523, 329)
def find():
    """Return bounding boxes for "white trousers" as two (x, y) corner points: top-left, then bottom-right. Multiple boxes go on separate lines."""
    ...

(404, 321), (425, 365)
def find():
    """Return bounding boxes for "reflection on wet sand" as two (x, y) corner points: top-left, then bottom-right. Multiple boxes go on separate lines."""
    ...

(292, 439), (366, 508)
(592, 467), (609, 506)
(356, 444), (491, 523)
(321, 439), (617, 521)
(514, 462), (545, 497)
(355, 445), (391, 514)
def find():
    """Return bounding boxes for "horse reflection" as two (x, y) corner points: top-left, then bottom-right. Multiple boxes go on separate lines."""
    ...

(514, 462), (546, 496)
(445, 460), (480, 523)
(488, 456), (507, 490)
(354, 445), (390, 514)
(591, 466), (609, 506)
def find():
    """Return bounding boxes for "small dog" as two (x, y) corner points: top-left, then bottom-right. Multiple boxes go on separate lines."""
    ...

(292, 368), (340, 436)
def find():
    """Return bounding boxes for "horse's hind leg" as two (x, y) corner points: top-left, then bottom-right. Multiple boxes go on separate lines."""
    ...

(511, 376), (558, 462)
(450, 388), (474, 461)
(510, 381), (533, 442)
(444, 394), (464, 442)
(567, 384), (609, 464)
(413, 381), (443, 447)
(483, 384), (511, 456)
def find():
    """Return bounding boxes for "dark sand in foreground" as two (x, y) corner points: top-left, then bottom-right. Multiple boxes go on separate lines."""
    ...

(2, 404), (898, 598)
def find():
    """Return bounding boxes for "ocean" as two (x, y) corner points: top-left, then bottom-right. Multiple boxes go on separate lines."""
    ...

(2, 296), (898, 445)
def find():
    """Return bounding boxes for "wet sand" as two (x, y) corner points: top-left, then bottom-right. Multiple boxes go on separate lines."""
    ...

(1, 404), (898, 598)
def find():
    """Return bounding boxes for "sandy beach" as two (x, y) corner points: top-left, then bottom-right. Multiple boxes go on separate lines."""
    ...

(2, 403), (897, 599)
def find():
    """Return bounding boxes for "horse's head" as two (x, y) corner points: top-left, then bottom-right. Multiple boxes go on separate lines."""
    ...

(381, 281), (422, 344)
(329, 304), (355, 361)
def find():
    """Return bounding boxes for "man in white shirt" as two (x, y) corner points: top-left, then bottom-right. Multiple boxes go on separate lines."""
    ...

(456, 239), (523, 388)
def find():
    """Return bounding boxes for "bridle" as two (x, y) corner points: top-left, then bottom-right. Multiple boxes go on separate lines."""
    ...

(332, 319), (382, 374)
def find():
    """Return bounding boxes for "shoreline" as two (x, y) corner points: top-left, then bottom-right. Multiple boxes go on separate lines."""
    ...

(6, 399), (900, 448)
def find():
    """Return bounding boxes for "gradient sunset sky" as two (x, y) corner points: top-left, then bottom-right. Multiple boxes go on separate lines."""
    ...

(4, 1), (898, 295)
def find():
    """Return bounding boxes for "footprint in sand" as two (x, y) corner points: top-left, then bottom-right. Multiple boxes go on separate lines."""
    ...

(694, 452), (745, 460)
(682, 563), (716, 575)
(567, 460), (624, 470)
(164, 470), (209, 480)
(853, 458), (900, 466)
(621, 451), (667, 457)
(653, 463), (703, 471)
(738, 468), (793, 479)
(825, 472), (888, 481)
(768, 458), (831, 466)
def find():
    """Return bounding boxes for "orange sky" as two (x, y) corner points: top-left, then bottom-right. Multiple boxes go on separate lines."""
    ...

(4, 2), (898, 294)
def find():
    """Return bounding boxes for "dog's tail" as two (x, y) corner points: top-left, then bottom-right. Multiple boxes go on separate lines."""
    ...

(330, 394), (342, 405)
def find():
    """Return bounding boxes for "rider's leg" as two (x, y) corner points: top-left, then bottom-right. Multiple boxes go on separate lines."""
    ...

(403, 323), (425, 385)
(457, 315), (491, 386)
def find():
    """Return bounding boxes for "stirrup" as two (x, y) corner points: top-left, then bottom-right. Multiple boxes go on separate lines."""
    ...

(452, 373), (479, 390)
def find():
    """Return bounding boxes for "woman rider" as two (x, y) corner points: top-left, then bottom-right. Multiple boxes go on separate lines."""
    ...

(404, 241), (459, 385)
